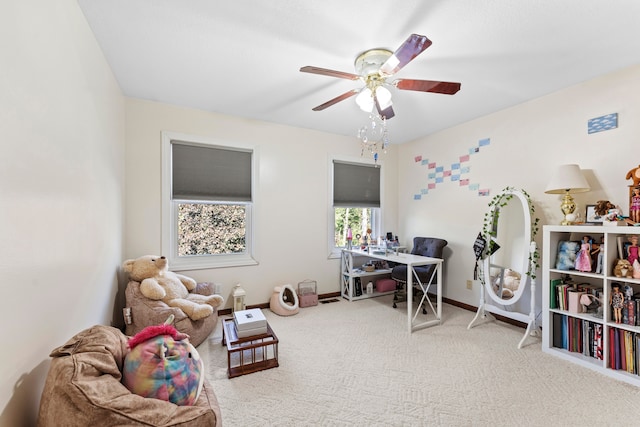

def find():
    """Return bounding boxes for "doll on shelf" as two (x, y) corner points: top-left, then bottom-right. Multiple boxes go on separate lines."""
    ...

(627, 235), (639, 266)
(610, 283), (624, 324)
(574, 235), (592, 272)
(631, 187), (640, 224)
(590, 237), (604, 274)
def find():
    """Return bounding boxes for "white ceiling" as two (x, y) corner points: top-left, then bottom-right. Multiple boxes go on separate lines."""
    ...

(77, 0), (640, 144)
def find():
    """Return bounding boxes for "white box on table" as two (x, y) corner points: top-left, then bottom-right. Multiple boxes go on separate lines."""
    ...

(233, 308), (267, 337)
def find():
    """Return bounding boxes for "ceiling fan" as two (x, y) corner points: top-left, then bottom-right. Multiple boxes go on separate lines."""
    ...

(300, 34), (461, 120)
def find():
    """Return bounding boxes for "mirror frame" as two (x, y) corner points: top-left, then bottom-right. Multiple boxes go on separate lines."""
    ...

(481, 188), (538, 305)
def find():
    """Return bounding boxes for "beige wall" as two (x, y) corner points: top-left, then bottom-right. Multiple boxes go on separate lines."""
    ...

(124, 99), (399, 306)
(3, 1), (640, 423)
(0, 1), (125, 425)
(399, 64), (640, 316)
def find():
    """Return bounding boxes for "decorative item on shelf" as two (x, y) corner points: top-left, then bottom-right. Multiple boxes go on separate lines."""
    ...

(626, 164), (640, 224)
(544, 164), (590, 225)
(593, 200), (628, 226)
(585, 204), (603, 224)
(366, 281), (374, 294)
(346, 227), (353, 250)
(574, 235), (592, 272)
(630, 186), (640, 224)
(625, 164), (640, 187)
(610, 282), (624, 324)
(232, 283), (246, 313)
(580, 293), (603, 318)
(612, 259), (632, 278)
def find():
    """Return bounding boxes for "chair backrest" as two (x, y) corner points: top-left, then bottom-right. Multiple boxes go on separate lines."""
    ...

(411, 237), (448, 259)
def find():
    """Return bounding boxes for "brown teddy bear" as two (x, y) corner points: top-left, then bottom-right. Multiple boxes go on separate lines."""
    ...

(613, 259), (633, 278)
(123, 255), (223, 320)
(626, 165), (640, 187)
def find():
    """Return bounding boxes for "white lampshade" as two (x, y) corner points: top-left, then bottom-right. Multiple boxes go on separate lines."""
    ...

(544, 164), (590, 194)
(356, 88), (374, 112)
(376, 86), (392, 109)
(355, 87), (392, 112)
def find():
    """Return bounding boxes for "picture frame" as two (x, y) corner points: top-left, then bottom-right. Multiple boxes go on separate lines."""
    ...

(585, 204), (603, 224)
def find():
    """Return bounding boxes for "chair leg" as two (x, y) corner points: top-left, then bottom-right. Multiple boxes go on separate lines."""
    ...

(392, 281), (405, 309)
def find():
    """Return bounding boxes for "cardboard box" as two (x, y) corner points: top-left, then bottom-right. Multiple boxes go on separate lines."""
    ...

(233, 308), (267, 337)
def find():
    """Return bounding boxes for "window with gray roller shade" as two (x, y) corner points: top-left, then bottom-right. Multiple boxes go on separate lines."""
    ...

(333, 160), (380, 207)
(172, 141), (252, 202)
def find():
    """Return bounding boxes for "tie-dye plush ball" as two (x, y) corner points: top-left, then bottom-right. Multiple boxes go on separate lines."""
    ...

(122, 324), (204, 406)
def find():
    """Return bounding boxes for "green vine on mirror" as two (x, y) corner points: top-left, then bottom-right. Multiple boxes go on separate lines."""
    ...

(480, 187), (540, 283)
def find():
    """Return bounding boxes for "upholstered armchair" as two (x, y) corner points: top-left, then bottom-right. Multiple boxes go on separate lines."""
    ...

(37, 325), (221, 427)
(391, 237), (448, 311)
(124, 281), (219, 347)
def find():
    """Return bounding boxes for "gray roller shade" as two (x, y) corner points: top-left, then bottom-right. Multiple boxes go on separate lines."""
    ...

(333, 160), (380, 208)
(172, 141), (252, 202)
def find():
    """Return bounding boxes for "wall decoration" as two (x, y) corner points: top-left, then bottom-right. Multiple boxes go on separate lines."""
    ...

(588, 113), (618, 134)
(413, 137), (491, 200)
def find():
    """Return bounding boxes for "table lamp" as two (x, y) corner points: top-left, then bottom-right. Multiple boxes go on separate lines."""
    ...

(545, 164), (590, 225)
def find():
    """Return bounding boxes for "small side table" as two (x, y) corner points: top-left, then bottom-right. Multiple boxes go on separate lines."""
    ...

(222, 318), (279, 378)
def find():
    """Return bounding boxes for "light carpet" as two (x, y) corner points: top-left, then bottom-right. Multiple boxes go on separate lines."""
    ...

(197, 296), (640, 426)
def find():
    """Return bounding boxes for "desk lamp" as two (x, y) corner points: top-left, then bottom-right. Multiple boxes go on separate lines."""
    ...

(545, 164), (590, 225)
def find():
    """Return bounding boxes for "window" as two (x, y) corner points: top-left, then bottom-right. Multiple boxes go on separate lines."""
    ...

(329, 159), (381, 257)
(162, 132), (257, 270)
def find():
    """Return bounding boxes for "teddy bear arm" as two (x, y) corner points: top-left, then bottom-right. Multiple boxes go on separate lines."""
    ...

(187, 293), (224, 308)
(175, 273), (197, 291)
(139, 278), (166, 300)
(166, 298), (213, 321)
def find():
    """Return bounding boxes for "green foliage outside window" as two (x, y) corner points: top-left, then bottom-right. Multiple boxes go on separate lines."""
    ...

(335, 207), (372, 247)
(178, 203), (246, 256)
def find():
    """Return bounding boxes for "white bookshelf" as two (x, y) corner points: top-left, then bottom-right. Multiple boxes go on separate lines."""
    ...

(542, 225), (640, 386)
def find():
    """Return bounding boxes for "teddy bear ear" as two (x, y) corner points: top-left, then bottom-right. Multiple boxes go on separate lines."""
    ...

(123, 259), (135, 272)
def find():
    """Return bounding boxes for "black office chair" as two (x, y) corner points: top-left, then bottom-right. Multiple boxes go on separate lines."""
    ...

(392, 237), (448, 312)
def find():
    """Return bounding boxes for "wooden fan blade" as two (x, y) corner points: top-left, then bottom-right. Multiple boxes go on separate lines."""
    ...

(395, 79), (461, 95)
(300, 66), (361, 80)
(374, 94), (395, 120)
(379, 34), (432, 76)
(312, 89), (359, 111)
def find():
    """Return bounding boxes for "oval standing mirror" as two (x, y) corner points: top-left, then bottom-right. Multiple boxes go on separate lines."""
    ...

(484, 190), (531, 304)
(468, 187), (540, 348)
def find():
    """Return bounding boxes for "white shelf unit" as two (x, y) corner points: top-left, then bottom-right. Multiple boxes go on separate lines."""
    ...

(340, 249), (395, 301)
(542, 225), (640, 387)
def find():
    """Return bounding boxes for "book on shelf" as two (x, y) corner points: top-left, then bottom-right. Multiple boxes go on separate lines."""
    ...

(550, 278), (561, 309)
(620, 329), (627, 372)
(552, 313), (603, 361)
(553, 313), (563, 348)
(625, 331), (634, 374)
(354, 277), (362, 296)
(568, 290), (586, 313)
(594, 324), (603, 360)
(625, 299), (636, 326)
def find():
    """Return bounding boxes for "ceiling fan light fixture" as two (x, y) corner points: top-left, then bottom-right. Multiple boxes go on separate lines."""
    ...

(356, 88), (374, 112)
(376, 86), (392, 109)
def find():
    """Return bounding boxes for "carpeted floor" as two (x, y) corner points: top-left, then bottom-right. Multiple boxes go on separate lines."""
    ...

(197, 295), (640, 426)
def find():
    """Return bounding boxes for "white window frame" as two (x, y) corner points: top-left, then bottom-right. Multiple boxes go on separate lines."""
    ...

(161, 131), (258, 270)
(328, 155), (383, 259)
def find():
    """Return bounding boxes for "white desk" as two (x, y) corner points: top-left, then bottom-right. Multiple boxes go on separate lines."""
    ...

(341, 249), (443, 333)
